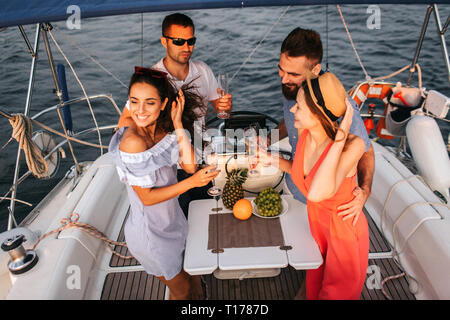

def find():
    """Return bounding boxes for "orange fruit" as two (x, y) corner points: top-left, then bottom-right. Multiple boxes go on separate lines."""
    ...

(232, 199), (253, 220)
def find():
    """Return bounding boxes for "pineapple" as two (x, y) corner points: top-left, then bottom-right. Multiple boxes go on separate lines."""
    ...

(222, 168), (248, 210)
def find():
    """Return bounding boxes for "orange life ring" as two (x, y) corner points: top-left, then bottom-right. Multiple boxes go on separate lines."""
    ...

(349, 83), (394, 140)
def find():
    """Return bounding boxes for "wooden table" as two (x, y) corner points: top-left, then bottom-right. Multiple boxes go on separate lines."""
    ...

(183, 195), (323, 279)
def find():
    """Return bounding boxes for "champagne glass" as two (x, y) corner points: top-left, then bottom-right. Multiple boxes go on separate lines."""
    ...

(204, 141), (222, 197)
(217, 73), (230, 119)
(244, 126), (259, 176)
(257, 134), (271, 168)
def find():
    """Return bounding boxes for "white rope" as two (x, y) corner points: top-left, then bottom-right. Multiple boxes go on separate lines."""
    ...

(47, 30), (104, 155)
(380, 174), (419, 236)
(336, 5), (371, 81)
(380, 272), (407, 300)
(230, 6), (291, 83)
(416, 63), (422, 89)
(32, 212), (134, 260)
(424, 111), (450, 123)
(53, 27), (129, 89)
(369, 63), (450, 123)
(0, 197), (32, 206)
(392, 202), (446, 257)
(372, 64), (411, 82)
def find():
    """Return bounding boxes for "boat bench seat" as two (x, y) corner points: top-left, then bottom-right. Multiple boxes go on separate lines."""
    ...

(366, 144), (450, 299)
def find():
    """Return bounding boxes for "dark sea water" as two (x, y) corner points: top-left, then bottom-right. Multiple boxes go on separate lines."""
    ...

(0, 4), (449, 231)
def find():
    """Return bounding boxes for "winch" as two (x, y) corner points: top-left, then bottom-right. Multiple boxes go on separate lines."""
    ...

(1, 234), (38, 275)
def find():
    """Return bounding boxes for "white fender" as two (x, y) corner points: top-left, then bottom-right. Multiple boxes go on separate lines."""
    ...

(406, 114), (450, 201)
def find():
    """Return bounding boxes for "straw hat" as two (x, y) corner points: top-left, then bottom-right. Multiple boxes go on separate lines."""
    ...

(304, 70), (347, 126)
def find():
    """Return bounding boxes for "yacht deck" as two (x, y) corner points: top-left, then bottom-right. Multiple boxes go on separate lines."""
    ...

(101, 208), (415, 300)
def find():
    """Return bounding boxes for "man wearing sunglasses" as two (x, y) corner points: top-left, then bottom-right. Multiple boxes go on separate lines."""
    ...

(118, 13), (232, 217)
(119, 13), (231, 123)
(157, 13), (231, 115)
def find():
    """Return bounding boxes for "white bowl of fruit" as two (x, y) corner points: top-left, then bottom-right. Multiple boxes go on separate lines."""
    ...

(252, 187), (288, 219)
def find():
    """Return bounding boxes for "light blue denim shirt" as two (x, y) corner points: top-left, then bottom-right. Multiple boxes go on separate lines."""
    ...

(283, 95), (371, 204)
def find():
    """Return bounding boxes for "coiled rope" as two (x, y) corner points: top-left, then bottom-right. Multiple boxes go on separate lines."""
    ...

(32, 212), (134, 260)
(1, 112), (108, 179)
(8, 114), (49, 179)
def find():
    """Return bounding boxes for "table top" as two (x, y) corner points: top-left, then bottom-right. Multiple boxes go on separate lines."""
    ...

(183, 195), (323, 276)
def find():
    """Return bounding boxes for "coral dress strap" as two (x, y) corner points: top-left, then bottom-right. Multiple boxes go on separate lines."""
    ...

(292, 129), (334, 194)
(305, 143), (333, 182)
(291, 129), (310, 193)
(296, 129), (310, 177)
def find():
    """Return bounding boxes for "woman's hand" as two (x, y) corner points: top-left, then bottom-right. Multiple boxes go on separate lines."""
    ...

(338, 97), (354, 136)
(189, 165), (220, 188)
(171, 89), (185, 129)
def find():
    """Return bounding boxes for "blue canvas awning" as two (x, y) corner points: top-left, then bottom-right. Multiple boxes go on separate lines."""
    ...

(0, 0), (446, 28)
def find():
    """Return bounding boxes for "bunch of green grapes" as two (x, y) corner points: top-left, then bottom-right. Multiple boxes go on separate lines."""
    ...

(255, 187), (282, 217)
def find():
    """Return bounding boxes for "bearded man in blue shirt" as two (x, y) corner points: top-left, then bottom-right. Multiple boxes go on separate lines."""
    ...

(267, 27), (375, 299)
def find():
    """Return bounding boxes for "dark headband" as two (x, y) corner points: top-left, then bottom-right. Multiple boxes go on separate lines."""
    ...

(310, 77), (339, 122)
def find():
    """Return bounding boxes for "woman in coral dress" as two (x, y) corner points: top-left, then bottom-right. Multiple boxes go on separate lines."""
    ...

(260, 71), (369, 300)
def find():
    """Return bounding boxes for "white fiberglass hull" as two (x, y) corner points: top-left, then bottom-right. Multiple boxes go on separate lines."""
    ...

(1, 138), (449, 300)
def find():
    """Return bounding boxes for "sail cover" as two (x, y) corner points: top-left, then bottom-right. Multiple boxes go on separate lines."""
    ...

(0, 0), (444, 28)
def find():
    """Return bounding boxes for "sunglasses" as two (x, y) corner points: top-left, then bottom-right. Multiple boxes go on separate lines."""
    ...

(163, 35), (196, 46)
(134, 66), (168, 78)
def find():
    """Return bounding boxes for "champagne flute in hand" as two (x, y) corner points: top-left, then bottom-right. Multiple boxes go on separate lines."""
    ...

(217, 73), (230, 119)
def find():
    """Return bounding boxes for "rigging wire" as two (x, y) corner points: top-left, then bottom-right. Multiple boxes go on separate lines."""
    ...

(53, 27), (129, 89)
(325, 5), (329, 72)
(336, 5), (371, 81)
(230, 6), (291, 83)
(47, 29), (104, 156)
(141, 13), (144, 67)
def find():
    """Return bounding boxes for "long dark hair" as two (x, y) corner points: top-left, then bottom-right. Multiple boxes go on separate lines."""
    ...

(128, 69), (204, 139)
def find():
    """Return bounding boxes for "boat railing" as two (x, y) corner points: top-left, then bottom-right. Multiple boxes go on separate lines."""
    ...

(1, 92), (121, 231)
(31, 93), (121, 120)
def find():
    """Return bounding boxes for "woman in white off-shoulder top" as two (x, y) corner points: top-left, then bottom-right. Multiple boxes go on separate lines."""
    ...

(109, 67), (218, 299)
